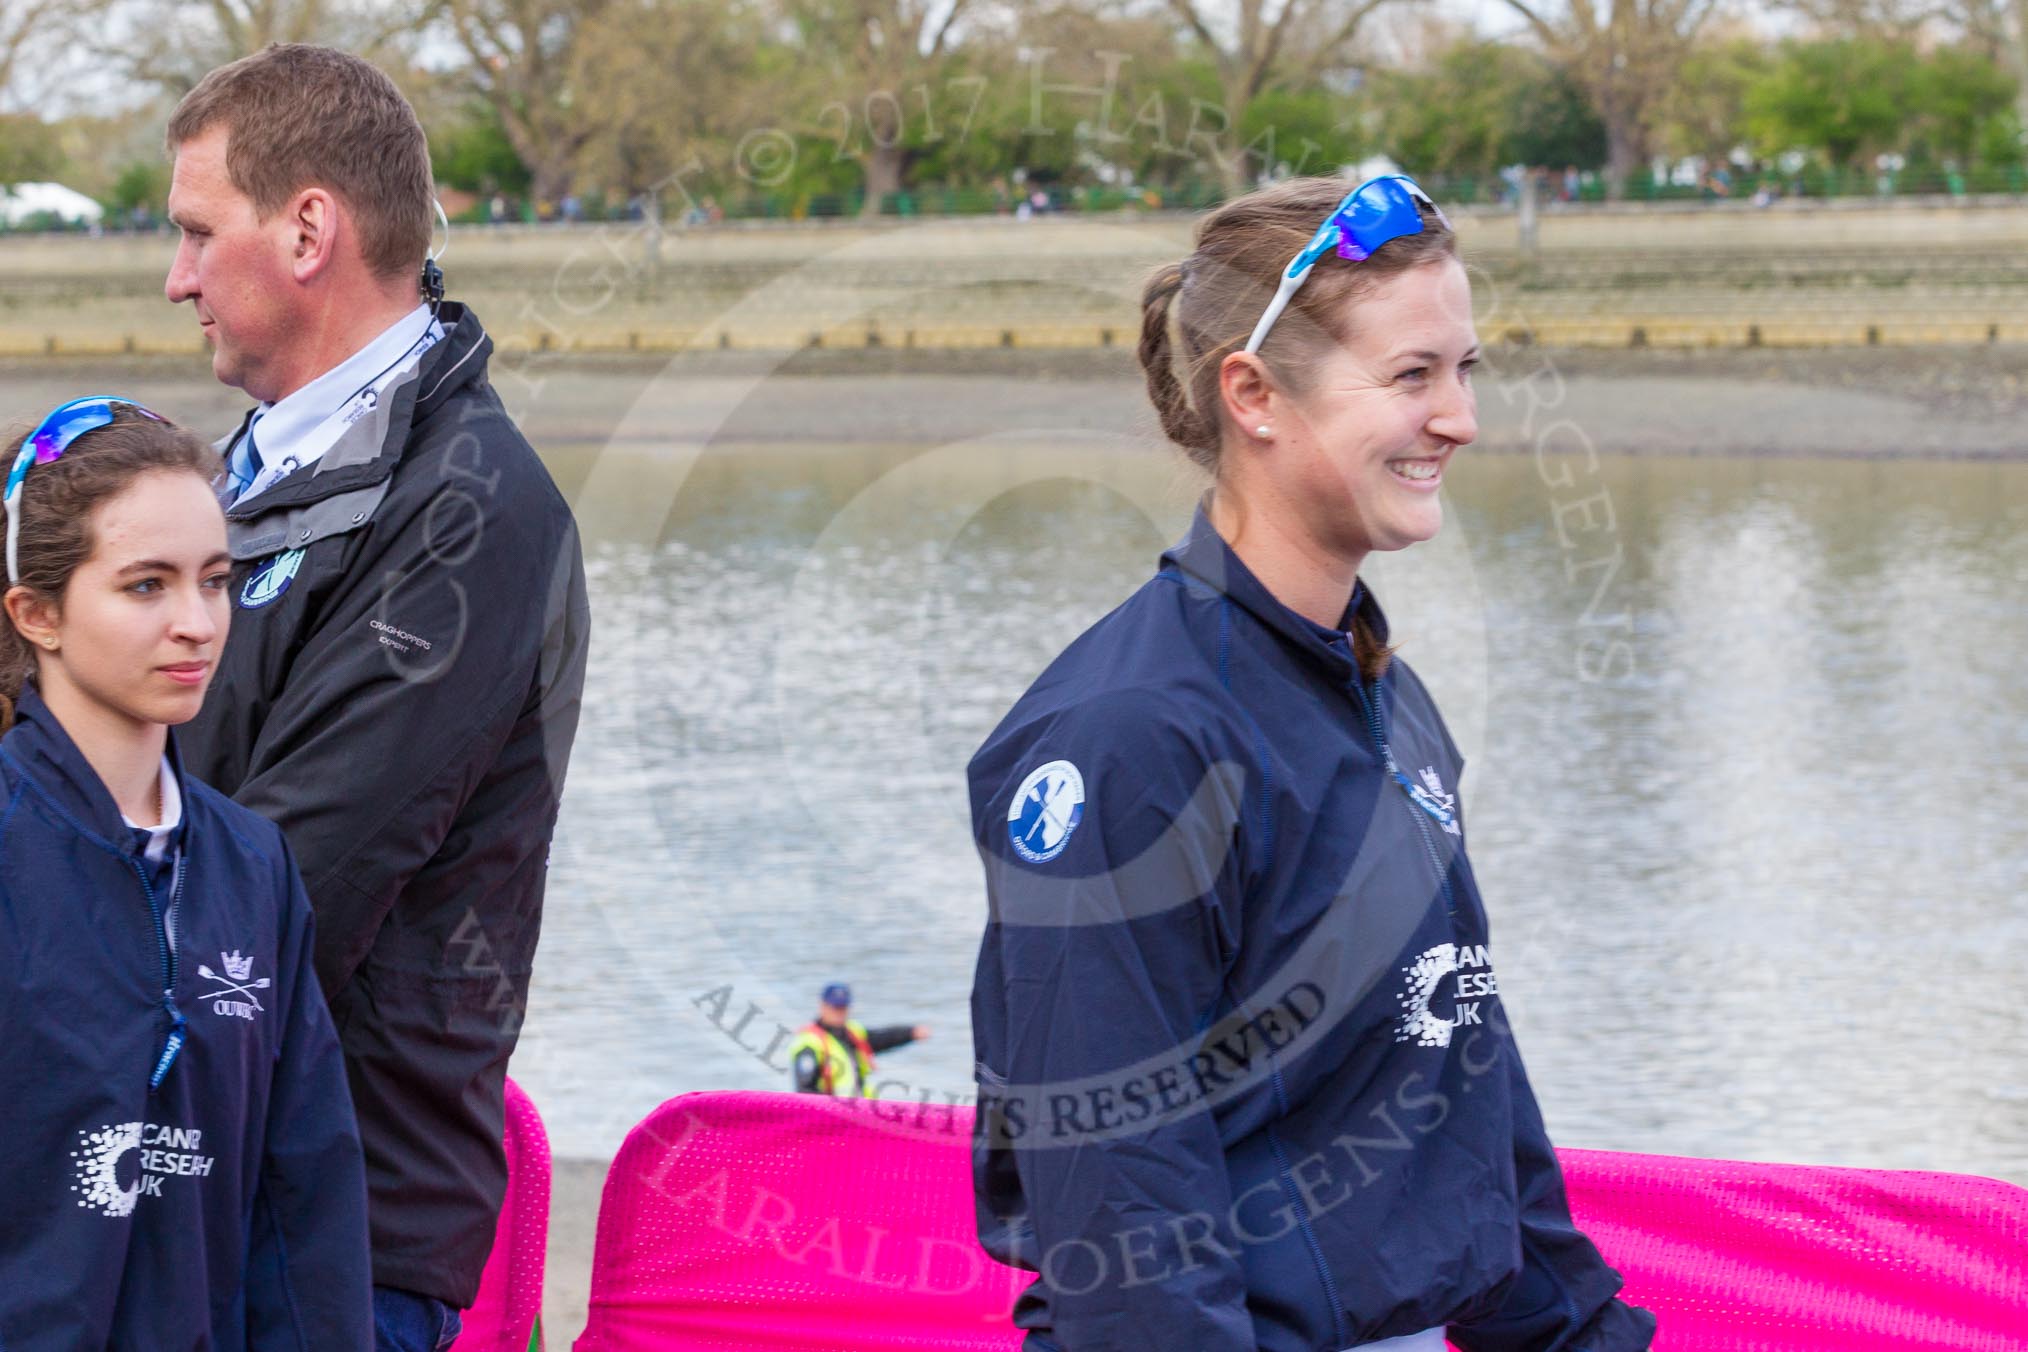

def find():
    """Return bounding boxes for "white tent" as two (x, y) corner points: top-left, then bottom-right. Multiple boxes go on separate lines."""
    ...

(0, 181), (104, 227)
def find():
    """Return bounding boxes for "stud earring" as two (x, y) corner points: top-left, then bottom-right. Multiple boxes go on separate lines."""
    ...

(1255, 425), (1271, 438)
(41, 638), (55, 649)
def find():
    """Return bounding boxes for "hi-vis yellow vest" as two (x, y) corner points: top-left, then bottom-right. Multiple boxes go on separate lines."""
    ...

(788, 1020), (878, 1098)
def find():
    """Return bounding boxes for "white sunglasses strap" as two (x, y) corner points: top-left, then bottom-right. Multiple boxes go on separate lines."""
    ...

(1244, 265), (1310, 355)
(5, 486), (19, 587)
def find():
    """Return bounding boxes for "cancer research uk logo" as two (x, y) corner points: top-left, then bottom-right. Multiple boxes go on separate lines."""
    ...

(1394, 942), (1501, 1047)
(240, 548), (304, 609)
(1008, 760), (1085, 864)
(70, 1121), (215, 1218)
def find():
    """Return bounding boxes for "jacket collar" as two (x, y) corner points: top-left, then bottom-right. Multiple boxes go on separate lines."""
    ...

(1160, 502), (1391, 686)
(1, 682), (191, 857)
(220, 301), (493, 520)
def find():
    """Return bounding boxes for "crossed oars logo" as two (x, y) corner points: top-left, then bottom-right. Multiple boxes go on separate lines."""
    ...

(198, 950), (269, 1010)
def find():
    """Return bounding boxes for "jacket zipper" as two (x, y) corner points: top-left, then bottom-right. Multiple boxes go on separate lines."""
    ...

(130, 856), (187, 1092)
(1353, 679), (1458, 919)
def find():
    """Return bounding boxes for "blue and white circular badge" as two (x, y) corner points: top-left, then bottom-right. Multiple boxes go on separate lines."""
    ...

(1008, 760), (1086, 864)
(240, 548), (304, 609)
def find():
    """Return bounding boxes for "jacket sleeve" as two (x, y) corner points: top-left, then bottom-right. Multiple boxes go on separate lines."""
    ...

(864, 1024), (917, 1054)
(243, 837), (373, 1349)
(792, 1047), (824, 1093)
(233, 442), (587, 994)
(971, 698), (1255, 1352)
(1447, 1043), (1656, 1352)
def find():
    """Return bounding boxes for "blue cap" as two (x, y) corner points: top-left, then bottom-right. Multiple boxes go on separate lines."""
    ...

(821, 982), (852, 1008)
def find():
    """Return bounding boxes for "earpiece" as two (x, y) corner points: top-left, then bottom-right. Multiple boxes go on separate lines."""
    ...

(421, 198), (450, 312)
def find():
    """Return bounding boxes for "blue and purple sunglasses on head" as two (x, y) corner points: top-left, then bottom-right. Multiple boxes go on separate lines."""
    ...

(1243, 174), (1452, 355)
(6, 396), (168, 585)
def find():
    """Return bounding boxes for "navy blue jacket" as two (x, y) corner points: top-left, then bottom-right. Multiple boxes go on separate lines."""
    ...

(0, 685), (371, 1350)
(969, 510), (1655, 1352)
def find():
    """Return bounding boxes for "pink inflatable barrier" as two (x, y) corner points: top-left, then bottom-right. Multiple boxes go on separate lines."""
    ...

(574, 1090), (2028, 1351)
(458, 1076), (553, 1352)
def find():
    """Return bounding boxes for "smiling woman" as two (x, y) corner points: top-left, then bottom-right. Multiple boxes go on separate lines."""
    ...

(0, 400), (374, 1350)
(1138, 175), (1480, 672)
(967, 177), (1655, 1352)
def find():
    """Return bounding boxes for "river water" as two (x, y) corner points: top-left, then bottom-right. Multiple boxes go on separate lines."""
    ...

(511, 435), (2027, 1185)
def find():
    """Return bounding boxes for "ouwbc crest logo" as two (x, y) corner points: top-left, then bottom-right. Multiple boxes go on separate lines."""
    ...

(198, 949), (268, 1020)
(1008, 760), (1085, 864)
(240, 548), (304, 609)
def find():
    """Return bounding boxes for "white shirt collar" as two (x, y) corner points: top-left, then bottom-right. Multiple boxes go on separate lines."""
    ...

(251, 303), (436, 454)
(120, 755), (183, 862)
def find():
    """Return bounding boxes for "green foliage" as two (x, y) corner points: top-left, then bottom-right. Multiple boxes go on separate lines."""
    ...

(1744, 37), (2020, 177)
(1504, 63), (1606, 171)
(432, 105), (532, 196)
(108, 163), (166, 214)
(1747, 39), (1915, 170)
(1374, 41), (1603, 178)
(54, 5), (2004, 218)
(0, 115), (65, 188)
(1657, 38), (1773, 164)
(1909, 44), (2017, 164)
(1238, 86), (1364, 178)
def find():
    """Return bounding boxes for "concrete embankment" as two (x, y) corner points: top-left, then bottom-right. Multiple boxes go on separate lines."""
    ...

(11, 201), (2028, 356)
(5, 345), (2025, 462)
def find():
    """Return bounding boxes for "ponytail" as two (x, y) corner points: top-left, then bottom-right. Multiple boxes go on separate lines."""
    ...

(1138, 263), (1217, 471)
(1350, 616), (1393, 685)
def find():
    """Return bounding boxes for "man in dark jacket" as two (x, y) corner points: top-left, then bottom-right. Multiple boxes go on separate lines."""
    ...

(163, 45), (589, 1351)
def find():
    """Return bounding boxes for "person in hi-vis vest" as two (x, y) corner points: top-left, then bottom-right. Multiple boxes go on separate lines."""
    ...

(789, 983), (930, 1097)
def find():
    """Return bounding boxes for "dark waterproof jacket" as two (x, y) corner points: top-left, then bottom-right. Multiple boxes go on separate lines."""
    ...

(969, 509), (1656, 1352)
(180, 302), (591, 1306)
(0, 685), (371, 1349)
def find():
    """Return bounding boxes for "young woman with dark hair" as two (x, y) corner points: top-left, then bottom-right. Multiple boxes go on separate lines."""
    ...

(0, 400), (370, 1350)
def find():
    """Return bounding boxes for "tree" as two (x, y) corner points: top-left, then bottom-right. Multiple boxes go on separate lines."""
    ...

(996, 5), (1206, 191)
(109, 160), (168, 215)
(549, 0), (764, 205)
(0, 0), (72, 110)
(430, 103), (532, 198)
(1144, 0), (1424, 194)
(1494, 0), (1726, 199)
(1374, 37), (1603, 181)
(0, 114), (63, 186)
(1908, 41), (2017, 165)
(87, 0), (437, 96)
(1776, 0), (1938, 37)
(1653, 32), (1770, 168)
(1376, 41), (1531, 178)
(442, 0), (619, 208)
(774, 0), (981, 215)
(443, 0), (765, 210)
(1745, 37), (1909, 170)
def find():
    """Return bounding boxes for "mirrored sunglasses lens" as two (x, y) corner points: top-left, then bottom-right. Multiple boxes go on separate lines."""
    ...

(29, 401), (122, 465)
